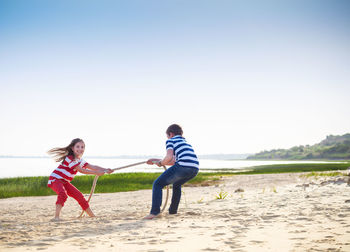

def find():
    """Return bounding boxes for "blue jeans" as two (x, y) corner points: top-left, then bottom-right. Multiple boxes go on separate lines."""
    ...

(150, 163), (199, 215)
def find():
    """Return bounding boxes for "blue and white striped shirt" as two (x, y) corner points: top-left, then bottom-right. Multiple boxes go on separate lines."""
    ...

(166, 135), (199, 169)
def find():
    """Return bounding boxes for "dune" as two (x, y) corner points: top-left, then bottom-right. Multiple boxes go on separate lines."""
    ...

(1, 172), (350, 251)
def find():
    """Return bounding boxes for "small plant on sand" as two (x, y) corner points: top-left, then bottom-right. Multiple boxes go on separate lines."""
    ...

(182, 190), (188, 208)
(197, 197), (204, 203)
(216, 190), (228, 200)
(271, 186), (277, 193)
(262, 187), (265, 194)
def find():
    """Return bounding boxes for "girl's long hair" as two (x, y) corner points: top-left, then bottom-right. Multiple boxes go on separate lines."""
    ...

(47, 138), (84, 162)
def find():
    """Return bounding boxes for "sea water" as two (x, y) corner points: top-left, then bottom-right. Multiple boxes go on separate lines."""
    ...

(0, 157), (343, 178)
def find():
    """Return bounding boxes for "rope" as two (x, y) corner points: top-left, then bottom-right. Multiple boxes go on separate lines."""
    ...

(78, 161), (169, 217)
(78, 175), (99, 218)
(112, 161), (147, 171)
(160, 165), (169, 213)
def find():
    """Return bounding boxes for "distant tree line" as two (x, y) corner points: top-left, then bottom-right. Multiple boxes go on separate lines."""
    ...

(247, 133), (350, 160)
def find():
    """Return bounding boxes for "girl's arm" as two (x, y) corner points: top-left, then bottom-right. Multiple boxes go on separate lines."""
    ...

(86, 164), (113, 174)
(147, 149), (175, 166)
(75, 165), (105, 176)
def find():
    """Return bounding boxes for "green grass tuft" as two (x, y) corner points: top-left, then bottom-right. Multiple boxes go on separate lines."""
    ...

(301, 171), (346, 178)
(216, 190), (228, 199)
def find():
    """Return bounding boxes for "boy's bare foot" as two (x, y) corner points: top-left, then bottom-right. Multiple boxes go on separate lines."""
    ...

(143, 214), (158, 220)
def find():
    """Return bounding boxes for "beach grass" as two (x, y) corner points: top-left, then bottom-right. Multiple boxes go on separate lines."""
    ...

(300, 171), (345, 178)
(0, 172), (227, 199)
(0, 162), (349, 199)
(236, 162), (350, 174)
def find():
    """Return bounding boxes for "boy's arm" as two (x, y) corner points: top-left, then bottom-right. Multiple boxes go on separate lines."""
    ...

(161, 149), (175, 166)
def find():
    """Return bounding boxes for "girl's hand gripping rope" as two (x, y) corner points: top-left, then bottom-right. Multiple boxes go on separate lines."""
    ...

(105, 168), (113, 174)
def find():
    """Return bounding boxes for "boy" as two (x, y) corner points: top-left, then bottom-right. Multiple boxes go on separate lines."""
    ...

(145, 124), (199, 219)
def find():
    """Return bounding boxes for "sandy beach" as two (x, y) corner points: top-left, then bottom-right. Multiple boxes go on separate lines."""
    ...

(1, 172), (350, 252)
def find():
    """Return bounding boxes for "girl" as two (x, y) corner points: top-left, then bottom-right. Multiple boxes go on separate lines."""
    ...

(145, 124), (199, 219)
(47, 138), (112, 221)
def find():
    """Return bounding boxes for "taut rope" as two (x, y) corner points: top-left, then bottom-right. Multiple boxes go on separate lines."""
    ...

(79, 161), (169, 218)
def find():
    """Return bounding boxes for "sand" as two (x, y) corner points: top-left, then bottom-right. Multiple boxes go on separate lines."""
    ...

(1, 172), (350, 252)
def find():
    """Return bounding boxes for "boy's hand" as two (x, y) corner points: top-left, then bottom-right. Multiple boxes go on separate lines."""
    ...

(147, 159), (161, 165)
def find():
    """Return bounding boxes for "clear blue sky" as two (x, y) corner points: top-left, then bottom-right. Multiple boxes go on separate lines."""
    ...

(0, 0), (349, 156)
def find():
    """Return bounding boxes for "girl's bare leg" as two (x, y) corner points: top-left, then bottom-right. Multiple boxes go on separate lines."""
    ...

(51, 204), (63, 221)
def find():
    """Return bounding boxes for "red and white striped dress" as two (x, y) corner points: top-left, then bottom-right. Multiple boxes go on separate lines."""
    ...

(48, 155), (89, 185)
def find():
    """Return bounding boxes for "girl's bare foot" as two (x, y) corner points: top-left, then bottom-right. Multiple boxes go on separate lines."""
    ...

(143, 214), (158, 220)
(85, 207), (96, 217)
(50, 217), (61, 222)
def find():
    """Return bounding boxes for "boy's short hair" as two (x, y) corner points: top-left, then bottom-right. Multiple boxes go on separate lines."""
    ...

(166, 124), (183, 136)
